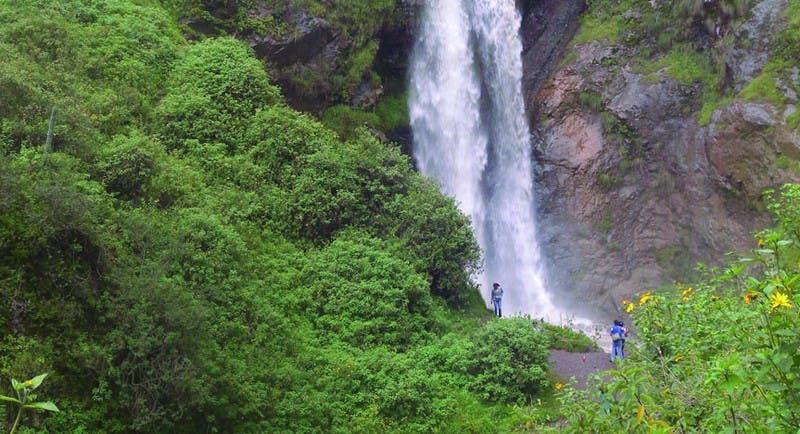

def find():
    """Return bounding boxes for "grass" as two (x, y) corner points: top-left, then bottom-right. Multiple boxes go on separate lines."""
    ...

(541, 322), (599, 352)
(739, 58), (795, 108)
(699, 95), (733, 126)
(650, 45), (718, 88)
(597, 172), (619, 191)
(571, 4), (627, 46)
(788, 110), (800, 131)
(775, 154), (800, 176)
(576, 90), (604, 112)
(374, 90), (408, 131)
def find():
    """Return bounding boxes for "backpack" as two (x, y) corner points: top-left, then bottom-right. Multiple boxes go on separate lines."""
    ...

(611, 325), (623, 342)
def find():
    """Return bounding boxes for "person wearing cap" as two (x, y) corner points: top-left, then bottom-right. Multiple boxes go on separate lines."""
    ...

(490, 283), (503, 318)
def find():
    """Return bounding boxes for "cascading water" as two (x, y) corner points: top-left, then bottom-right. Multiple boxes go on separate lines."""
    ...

(409, 0), (555, 315)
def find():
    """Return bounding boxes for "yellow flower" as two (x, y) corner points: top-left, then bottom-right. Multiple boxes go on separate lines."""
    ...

(622, 299), (634, 313)
(770, 291), (793, 312)
(639, 291), (653, 306)
(681, 287), (693, 302)
(744, 292), (759, 304)
(674, 354), (684, 362)
(758, 238), (765, 248)
(555, 382), (564, 391)
(711, 294), (720, 301)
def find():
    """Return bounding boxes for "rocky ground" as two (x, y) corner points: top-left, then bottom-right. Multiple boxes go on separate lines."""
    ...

(549, 349), (613, 390)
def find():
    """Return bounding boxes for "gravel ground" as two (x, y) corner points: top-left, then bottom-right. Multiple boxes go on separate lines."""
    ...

(548, 349), (614, 390)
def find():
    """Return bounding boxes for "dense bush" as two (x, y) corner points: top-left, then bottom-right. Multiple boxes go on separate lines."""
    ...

(300, 233), (434, 348)
(155, 37), (281, 150)
(470, 318), (550, 404)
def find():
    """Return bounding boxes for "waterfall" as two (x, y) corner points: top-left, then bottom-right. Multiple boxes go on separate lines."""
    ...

(409, 0), (555, 315)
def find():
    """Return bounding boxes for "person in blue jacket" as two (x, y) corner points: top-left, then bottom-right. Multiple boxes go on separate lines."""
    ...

(490, 282), (503, 318)
(610, 320), (625, 362)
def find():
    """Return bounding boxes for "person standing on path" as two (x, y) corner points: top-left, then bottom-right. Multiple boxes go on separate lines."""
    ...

(490, 282), (503, 318)
(610, 320), (625, 363)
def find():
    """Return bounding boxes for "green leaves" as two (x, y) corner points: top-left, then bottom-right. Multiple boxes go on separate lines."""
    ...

(0, 1), (498, 431)
(470, 318), (550, 404)
(155, 37), (281, 150)
(24, 401), (59, 412)
(539, 183), (800, 431)
(2, 373), (58, 434)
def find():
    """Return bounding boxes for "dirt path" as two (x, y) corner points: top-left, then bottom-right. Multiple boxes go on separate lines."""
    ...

(548, 349), (613, 390)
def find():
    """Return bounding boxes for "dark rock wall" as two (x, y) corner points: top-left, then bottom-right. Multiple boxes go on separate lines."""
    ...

(523, 0), (799, 318)
(520, 0), (586, 114)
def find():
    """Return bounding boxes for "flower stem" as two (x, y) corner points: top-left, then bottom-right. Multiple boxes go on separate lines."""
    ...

(10, 405), (23, 434)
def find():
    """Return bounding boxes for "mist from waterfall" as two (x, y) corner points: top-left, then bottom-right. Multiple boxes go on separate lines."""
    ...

(409, 0), (555, 315)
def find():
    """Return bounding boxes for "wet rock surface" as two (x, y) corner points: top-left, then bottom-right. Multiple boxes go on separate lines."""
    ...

(524, 0), (798, 318)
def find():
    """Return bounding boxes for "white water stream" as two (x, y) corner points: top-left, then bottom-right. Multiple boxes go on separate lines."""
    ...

(409, 0), (555, 316)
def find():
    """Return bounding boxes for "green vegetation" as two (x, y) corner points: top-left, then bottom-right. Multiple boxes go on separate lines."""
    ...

(575, 1), (762, 128)
(0, 374), (59, 434)
(575, 90), (604, 112)
(178, 0), (399, 105)
(540, 322), (599, 353)
(775, 154), (800, 175)
(652, 45), (717, 87)
(740, 69), (787, 106)
(788, 110), (800, 131)
(319, 105), (380, 140)
(0, 1), (585, 432)
(374, 90), (410, 132)
(530, 184), (800, 431)
(597, 172), (620, 191)
(572, 0), (627, 45)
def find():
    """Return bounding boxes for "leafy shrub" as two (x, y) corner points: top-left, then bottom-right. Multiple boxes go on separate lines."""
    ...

(374, 91), (409, 132)
(383, 176), (481, 306)
(155, 37), (281, 150)
(243, 106), (336, 187)
(301, 233), (433, 348)
(319, 104), (380, 141)
(93, 131), (165, 202)
(470, 318), (550, 404)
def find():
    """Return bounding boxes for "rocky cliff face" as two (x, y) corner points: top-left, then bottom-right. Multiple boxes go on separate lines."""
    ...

(524, 0), (800, 318)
